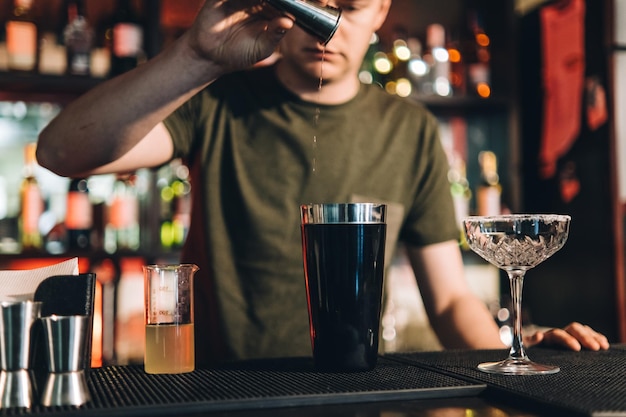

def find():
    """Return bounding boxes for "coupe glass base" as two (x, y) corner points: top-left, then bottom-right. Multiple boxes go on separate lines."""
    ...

(477, 358), (560, 375)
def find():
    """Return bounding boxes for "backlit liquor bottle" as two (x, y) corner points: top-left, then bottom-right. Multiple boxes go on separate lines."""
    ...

(5, 0), (38, 72)
(115, 257), (145, 364)
(105, 174), (140, 253)
(423, 24), (450, 97)
(110, 0), (144, 76)
(449, 157), (471, 224)
(475, 151), (501, 216)
(20, 143), (43, 251)
(65, 177), (92, 251)
(171, 176), (191, 249)
(159, 160), (191, 249)
(465, 9), (491, 98)
(91, 258), (119, 365)
(386, 28), (413, 97)
(446, 29), (466, 96)
(63, 0), (94, 76)
(358, 32), (382, 86)
(406, 37), (428, 95)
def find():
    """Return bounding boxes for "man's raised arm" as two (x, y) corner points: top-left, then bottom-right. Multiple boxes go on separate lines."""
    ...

(37, 0), (294, 177)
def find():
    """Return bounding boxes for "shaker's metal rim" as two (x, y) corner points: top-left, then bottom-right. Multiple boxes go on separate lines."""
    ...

(300, 203), (387, 224)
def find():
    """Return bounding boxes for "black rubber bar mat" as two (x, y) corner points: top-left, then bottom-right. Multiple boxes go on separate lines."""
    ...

(0, 356), (485, 417)
(389, 346), (626, 417)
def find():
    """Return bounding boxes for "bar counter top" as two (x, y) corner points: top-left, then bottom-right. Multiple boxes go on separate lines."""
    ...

(4, 345), (626, 417)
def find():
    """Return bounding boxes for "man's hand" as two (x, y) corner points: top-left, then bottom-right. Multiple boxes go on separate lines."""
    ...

(524, 322), (610, 351)
(185, 0), (294, 73)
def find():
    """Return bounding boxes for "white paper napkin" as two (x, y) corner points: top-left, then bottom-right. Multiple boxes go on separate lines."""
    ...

(0, 257), (79, 302)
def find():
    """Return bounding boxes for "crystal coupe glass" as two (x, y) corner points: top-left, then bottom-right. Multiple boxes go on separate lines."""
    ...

(463, 214), (571, 375)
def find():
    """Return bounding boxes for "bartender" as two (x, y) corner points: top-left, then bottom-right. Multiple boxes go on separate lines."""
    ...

(35, 0), (609, 365)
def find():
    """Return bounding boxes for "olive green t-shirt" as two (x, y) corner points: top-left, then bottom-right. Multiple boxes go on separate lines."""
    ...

(163, 64), (459, 365)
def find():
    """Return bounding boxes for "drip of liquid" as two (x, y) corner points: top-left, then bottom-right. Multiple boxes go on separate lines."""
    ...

(312, 48), (325, 173)
(312, 107), (320, 173)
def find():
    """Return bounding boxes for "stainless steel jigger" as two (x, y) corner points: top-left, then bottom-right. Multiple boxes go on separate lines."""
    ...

(265, 0), (341, 45)
(0, 300), (42, 409)
(40, 315), (91, 407)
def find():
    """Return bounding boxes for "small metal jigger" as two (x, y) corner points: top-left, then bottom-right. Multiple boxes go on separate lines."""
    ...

(0, 300), (42, 409)
(265, 0), (341, 45)
(40, 315), (91, 407)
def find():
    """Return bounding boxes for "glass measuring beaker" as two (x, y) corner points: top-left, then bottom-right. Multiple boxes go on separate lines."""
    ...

(143, 264), (198, 374)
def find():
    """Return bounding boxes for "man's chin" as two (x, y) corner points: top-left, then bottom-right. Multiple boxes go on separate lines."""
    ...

(303, 62), (340, 81)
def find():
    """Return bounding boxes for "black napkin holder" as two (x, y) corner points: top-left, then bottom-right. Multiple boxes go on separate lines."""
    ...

(30, 273), (97, 373)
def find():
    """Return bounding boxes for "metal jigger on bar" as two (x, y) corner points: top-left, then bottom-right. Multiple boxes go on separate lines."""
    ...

(0, 300), (42, 409)
(40, 315), (91, 407)
(265, 0), (341, 45)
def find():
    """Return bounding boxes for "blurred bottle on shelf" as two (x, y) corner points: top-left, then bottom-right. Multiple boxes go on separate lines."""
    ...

(90, 257), (120, 365)
(88, 0), (113, 77)
(105, 173), (140, 253)
(0, 178), (7, 233)
(0, 177), (20, 254)
(63, 0), (94, 76)
(406, 36), (428, 95)
(476, 150), (501, 216)
(439, 117), (471, 248)
(19, 143), (44, 251)
(363, 31), (396, 90)
(159, 160), (191, 250)
(5, 0), (39, 72)
(109, 0), (144, 76)
(423, 23), (450, 97)
(115, 257), (144, 364)
(358, 32), (383, 86)
(371, 49), (393, 87)
(446, 29), (466, 96)
(449, 157), (471, 250)
(65, 177), (92, 251)
(386, 27), (413, 97)
(38, 32), (67, 75)
(448, 157), (471, 225)
(465, 8), (491, 98)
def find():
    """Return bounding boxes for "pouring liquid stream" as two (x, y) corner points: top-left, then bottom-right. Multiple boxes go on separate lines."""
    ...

(311, 54), (325, 173)
(312, 48), (325, 173)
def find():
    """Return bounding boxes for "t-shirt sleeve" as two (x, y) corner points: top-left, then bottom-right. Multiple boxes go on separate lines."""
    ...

(400, 112), (460, 247)
(162, 93), (204, 161)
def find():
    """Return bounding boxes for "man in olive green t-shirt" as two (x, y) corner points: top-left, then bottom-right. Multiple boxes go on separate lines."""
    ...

(37, 0), (609, 366)
(162, 64), (459, 362)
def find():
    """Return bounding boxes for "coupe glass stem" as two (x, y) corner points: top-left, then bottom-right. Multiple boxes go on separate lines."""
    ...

(507, 269), (528, 361)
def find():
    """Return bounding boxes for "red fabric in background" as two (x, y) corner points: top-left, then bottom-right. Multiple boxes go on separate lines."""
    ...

(539, 0), (586, 179)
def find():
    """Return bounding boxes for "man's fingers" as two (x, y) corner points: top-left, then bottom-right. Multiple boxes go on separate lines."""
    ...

(540, 322), (609, 351)
(542, 328), (582, 351)
(563, 322), (610, 350)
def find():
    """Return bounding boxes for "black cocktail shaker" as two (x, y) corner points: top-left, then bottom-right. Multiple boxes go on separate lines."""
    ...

(265, 0), (341, 45)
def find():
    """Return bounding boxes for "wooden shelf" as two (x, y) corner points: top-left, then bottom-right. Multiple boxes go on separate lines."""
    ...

(415, 94), (512, 113)
(0, 72), (104, 103)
